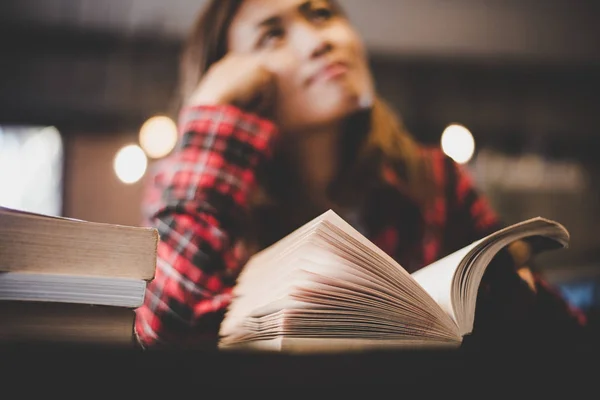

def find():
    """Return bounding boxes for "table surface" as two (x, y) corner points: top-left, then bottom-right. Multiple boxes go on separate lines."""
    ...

(1, 339), (598, 394)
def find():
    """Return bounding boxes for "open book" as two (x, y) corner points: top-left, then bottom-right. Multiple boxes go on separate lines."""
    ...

(218, 210), (569, 353)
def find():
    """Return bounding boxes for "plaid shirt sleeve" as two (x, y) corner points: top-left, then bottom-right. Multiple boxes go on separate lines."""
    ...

(134, 105), (278, 348)
(445, 153), (587, 332)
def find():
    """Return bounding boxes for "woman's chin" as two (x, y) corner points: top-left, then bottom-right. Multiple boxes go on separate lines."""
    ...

(324, 88), (371, 113)
(331, 93), (373, 120)
(282, 89), (374, 132)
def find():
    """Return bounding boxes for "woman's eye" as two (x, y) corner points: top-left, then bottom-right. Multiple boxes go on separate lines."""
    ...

(259, 28), (285, 47)
(310, 7), (334, 22)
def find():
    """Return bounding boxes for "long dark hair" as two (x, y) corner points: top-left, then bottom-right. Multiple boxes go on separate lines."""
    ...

(178, 0), (436, 250)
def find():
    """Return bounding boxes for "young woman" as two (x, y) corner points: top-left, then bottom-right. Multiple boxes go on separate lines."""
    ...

(134, 0), (587, 349)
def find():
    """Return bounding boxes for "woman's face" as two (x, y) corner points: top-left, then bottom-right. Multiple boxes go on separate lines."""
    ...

(228, 0), (374, 134)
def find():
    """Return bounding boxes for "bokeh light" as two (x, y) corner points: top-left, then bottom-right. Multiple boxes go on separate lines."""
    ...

(114, 144), (147, 184)
(441, 124), (475, 164)
(139, 115), (178, 159)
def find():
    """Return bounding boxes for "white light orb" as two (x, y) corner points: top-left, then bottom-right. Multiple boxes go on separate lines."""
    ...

(114, 144), (148, 184)
(139, 115), (178, 159)
(441, 124), (475, 164)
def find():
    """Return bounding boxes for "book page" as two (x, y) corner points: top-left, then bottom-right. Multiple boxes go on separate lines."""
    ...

(0, 206), (158, 280)
(452, 219), (569, 336)
(0, 272), (147, 308)
(412, 217), (569, 337)
(410, 240), (481, 324)
(220, 210), (464, 352)
(220, 336), (461, 354)
(0, 301), (135, 346)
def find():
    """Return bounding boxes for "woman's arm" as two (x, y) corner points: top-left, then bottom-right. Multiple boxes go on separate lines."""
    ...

(134, 105), (278, 348)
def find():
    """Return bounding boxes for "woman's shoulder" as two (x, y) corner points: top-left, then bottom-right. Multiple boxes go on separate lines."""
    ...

(413, 144), (460, 188)
(415, 144), (452, 165)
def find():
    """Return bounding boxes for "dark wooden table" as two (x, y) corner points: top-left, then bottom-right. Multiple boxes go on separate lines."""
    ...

(1, 339), (598, 396)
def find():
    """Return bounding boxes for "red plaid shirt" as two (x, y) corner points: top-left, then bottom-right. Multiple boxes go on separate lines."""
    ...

(134, 105), (586, 348)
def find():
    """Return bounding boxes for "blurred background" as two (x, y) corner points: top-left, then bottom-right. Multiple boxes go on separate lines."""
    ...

(1, 0), (599, 329)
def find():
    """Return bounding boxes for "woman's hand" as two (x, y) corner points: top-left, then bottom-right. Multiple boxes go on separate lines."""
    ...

(186, 54), (277, 117)
(507, 240), (536, 292)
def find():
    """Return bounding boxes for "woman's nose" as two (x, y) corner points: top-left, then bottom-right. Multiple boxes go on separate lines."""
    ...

(292, 23), (333, 60)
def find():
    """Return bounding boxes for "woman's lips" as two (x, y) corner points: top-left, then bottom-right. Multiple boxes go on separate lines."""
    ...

(307, 62), (349, 86)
